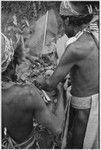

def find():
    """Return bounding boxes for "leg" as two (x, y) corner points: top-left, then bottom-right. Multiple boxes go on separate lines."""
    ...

(67, 107), (90, 149)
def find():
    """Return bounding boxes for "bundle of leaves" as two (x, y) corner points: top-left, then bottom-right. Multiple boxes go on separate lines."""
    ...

(16, 52), (57, 83)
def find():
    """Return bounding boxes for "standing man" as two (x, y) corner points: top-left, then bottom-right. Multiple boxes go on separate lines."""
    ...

(36, 1), (99, 149)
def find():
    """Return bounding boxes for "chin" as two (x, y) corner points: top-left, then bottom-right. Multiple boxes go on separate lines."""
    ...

(65, 28), (75, 38)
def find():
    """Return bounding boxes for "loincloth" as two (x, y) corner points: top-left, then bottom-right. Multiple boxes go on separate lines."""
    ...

(71, 93), (99, 148)
(83, 93), (99, 149)
(71, 95), (92, 109)
(62, 91), (99, 149)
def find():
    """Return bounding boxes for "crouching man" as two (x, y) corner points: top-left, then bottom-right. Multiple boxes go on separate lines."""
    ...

(2, 33), (65, 149)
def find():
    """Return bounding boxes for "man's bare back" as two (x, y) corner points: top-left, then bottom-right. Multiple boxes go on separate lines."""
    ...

(2, 84), (34, 143)
(2, 83), (64, 145)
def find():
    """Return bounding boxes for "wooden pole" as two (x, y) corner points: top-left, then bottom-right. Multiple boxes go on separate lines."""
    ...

(41, 11), (48, 55)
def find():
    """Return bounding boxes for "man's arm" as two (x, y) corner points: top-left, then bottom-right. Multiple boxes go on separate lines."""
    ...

(28, 83), (65, 135)
(37, 46), (78, 91)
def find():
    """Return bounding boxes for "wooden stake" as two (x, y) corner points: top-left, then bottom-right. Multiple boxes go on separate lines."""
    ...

(41, 11), (48, 55)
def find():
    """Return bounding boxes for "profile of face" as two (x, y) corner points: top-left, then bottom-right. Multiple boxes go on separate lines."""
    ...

(64, 25), (75, 38)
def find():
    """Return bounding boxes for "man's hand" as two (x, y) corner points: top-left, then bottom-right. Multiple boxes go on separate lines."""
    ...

(34, 76), (46, 90)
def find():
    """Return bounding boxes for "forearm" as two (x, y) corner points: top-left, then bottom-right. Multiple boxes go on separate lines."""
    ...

(54, 90), (65, 127)
(34, 91), (65, 135)
(48, 91), (65, 135)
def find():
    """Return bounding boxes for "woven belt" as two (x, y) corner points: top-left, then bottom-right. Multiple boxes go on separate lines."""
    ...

(71, 95), (92, 109)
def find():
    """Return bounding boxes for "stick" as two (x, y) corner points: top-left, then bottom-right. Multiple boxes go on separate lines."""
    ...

(61, 98), (71, 149)
(41, 11), (48, 55)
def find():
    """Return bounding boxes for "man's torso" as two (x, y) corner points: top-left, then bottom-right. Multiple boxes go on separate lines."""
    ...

(69, 32), (99, 97)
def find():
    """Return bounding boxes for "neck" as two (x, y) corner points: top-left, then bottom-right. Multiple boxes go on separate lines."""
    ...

(74, 24), (88, 35)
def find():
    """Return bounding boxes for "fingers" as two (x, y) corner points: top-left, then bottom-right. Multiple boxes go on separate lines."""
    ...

(57, 82), (64, 94)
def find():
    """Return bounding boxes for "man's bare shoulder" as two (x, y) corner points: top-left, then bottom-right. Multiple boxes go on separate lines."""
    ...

(2, 84), (31, 103)
(3, 84), (34, 97)
(66, 33), (95, 60)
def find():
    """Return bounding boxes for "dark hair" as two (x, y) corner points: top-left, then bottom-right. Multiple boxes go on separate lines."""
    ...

(2, 41), (23, 82)
(2, 60), (17, 82)
(69, 14), (93, 27)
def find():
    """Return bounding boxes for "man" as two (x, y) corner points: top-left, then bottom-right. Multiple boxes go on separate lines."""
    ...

(2, 33), (65, 149)
(36, 1), (99, 149)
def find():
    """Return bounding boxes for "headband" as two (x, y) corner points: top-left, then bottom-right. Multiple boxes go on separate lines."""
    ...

(1, 33), (14, 72)
(60, 1), (93, 16)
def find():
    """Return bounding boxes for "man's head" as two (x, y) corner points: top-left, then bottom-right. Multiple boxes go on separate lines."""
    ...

(2, 34), (24, 81)
(1, 33), (14, 73)
(60, 1), (93, 37)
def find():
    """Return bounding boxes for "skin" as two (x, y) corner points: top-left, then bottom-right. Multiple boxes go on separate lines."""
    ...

(2, 83), (65, 145)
